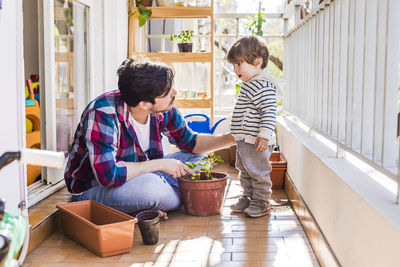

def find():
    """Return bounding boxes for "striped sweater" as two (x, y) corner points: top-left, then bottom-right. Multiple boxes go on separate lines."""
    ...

(230, 73), (277, 145)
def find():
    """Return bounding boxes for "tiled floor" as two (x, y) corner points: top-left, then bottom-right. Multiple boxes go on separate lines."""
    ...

(23, 163), (319, 267)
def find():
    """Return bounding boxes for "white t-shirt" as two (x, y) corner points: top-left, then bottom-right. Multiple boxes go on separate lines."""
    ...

(130, 115), (150, 153)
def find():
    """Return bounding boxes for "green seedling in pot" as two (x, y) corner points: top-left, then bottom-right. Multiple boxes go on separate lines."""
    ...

(185, 155), (223, 180)
(170, 30), (194, 44)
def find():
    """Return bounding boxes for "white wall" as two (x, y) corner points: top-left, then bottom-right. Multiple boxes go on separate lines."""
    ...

(0, 0), (26, 215)
(96, 0), (128, 97)
(277, 116), (400, 267)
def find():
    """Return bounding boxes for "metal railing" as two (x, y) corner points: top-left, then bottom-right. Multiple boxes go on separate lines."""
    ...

(283, 0), (400, 201)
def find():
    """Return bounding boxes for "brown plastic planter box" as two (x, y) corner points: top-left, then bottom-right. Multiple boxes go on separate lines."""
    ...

(269, 152), (287, 189)
(56, 200), (137, 257)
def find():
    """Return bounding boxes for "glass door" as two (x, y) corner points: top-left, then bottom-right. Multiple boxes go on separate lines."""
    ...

(54, 0), (89, 152)
(42, 0), (91, 185)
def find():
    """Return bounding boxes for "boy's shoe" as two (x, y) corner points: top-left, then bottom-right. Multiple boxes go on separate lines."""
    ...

(230, 196), (251, 213)
(244, 199), (271, 218)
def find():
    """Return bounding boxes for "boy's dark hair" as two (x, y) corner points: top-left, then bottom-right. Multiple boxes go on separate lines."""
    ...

(227, 35), (269, 69)
(117, 57), (174, 107)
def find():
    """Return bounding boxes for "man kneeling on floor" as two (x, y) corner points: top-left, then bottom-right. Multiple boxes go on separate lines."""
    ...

(64, 57), (235, 219)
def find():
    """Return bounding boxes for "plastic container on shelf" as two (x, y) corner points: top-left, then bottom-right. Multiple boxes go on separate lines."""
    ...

(174, 0), (185, 6)
(56, 201), (138, 257)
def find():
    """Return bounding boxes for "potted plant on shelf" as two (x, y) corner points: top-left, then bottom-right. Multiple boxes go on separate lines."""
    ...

(129, 0), (152, 27)
(135, 0), (152, 7)
(178, 155), (228, 216)
(170, 30), (194, 52)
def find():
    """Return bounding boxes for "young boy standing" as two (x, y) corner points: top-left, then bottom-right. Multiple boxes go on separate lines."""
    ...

(227, 35), (277, 218)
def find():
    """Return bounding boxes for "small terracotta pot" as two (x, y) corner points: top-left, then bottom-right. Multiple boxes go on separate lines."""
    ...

(136, 210), (160, 245)
(178, 43), (193, 53)
(269, 152), (287, 189)
(136, 0), (153, 7)
(178, 172), (228, 216)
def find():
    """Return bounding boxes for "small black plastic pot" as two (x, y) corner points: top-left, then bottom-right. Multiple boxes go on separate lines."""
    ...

(178, 43), (193, 53)
(135, 210), (160, 245)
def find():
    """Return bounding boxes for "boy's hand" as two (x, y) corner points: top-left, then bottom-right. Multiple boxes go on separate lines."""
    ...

(255, 137), (268, 152)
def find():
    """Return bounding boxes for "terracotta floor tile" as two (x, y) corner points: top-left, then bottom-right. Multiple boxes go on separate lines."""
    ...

(24, 253), (66, 263)
(230, 224), (278, 232)
(231, 251), (289, 262)
(259, 259), (292, 267)
(37, 245), (94, 256)
(25, 263), (84, 267)
(63, 254), (121, 263)
(86, 263), (143, 267)
(232, 237), (283, 245)
(208, 218), (253, 227)
(207, 230), (257, 239)
(158, 262), (202, 267)
(256, 230), (307, 238)
(118, 252), (174, 263)
(129, 244), (153, 254)
(149, 239), (179, 254)
(220, 244), (259, 253)
(159, 224), (185, 233)
(211, 262), (261, 267)
(173, 252), (229, 262)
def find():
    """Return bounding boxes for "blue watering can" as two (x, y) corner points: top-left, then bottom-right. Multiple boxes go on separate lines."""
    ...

(184, 114), (226, 134)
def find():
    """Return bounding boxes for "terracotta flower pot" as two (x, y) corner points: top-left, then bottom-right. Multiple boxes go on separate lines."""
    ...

(136, 0), (153, 7)
(178, 43), (193, 53)
(178, 172), (228, 216)
(269, 152), (287, 189)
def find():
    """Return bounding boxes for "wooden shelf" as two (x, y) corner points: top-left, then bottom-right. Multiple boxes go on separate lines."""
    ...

(175, 98), (212, 108)
(131, 7), (212, 19)
(131, 52), (212, 63)
(128, 3), (215, 120)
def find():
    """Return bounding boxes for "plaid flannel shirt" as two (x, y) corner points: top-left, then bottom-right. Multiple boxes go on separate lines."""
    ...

(64, 90), (197, 194)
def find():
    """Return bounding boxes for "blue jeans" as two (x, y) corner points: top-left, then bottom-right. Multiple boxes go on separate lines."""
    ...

(72, 152), (205, 214)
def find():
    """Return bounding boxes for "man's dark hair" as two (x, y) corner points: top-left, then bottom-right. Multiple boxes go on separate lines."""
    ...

(117, 57), (175, 107)
(227, 35), (269, 69)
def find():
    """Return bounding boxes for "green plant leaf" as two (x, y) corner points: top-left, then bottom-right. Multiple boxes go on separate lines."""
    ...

(170, 30), (193, 44)
(185, 162), (194, 168)
(136, 4), (152, 27)
(138, 15), (147, 27)
(142, 9), (152, 18)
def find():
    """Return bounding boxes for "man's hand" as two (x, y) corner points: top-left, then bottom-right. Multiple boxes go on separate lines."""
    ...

(255, 137), (269, 152)
(161, 159), (194, 178)
(157, 210), (168, 220)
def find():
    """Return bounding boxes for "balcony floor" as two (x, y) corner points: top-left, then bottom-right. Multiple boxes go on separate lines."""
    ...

(23, 163), (319, 267)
